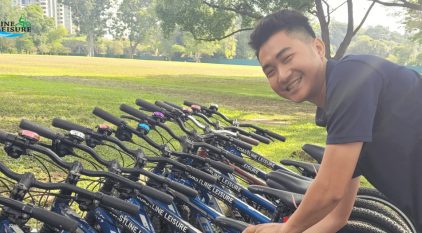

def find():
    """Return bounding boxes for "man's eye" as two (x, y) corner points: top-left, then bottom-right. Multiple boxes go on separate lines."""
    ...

(283, 55), (293, 64)
(266, 70), (274, 78)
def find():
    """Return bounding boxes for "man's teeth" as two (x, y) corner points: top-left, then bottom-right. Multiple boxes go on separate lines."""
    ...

(286, 77), (301, 91)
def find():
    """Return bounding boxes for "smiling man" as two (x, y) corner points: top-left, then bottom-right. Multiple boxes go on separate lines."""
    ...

(243, 9), (422, 233)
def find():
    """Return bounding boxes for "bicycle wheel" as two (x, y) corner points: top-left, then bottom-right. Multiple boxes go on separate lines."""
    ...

(350, 207), (407, 233)
(354, 198), (412, 232)
(357, 187), (388, 201)
(357, 193), (416, 233)
(338, 221), (387, 233)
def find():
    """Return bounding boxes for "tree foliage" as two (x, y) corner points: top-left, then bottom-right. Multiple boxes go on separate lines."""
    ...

(113, 0), (157, 58)
(59, 0), (112, 56)
(154, 0), (422, 60)
(404, 9), (422, 43)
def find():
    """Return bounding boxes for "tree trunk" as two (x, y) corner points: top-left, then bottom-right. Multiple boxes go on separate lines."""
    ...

(334, 0), (375, 59)
(129, 41), (138, 59)
(334, 0), (354, 59)
(315, 0), (332, 59)
(87, 32), (95, 57)
(194, 52), (201, 62)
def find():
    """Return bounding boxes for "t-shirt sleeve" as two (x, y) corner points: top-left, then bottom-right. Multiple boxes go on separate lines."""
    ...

(325, 60), (383, 145)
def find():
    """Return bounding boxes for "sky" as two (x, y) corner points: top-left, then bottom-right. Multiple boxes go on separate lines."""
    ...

(327, 0), (407, 33)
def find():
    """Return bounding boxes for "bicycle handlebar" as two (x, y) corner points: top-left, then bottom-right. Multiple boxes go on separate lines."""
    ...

(0, 196), (79, 232)
(93, 107), (125, 126)
(19, 119), (59, 140)
(136, 99), (165, 113)
(52, 118), (95, 135)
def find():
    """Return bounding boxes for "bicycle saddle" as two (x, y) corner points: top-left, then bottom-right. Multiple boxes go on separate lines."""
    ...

(266, 171), (311, 194)
(248, 185), (303, 209)
(302, 144), (324, 163)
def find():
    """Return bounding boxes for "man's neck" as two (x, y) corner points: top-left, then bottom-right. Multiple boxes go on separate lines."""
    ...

(309, 59), (327, 108)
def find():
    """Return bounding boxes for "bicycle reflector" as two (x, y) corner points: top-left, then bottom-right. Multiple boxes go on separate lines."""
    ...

(18, 130), (40, 142)
(190, 105), (201, 111)
(96, 124), (113, 136)
(182, 107), (193, 114)
(137, 123), (150, 134)
(98, 124), (110, 130)
(152, 112), (165, 121)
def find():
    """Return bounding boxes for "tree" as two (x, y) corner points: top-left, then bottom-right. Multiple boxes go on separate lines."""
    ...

(62, 37), (87, 54)
(154, 0), (379, 59)
(370, 1), (422, 43)
(182, 33), (221, 62)
(107, 40), (124, 56)
(113, 0), (157, 58)
(47, 26), (69, 54)
(235, 31), (255, 59)
(60, 0), (112, 56)
(370, 0), (422, 11)
(15, 34), (36, 53)
(347, 34), (392, 57)
(0, 0), (20, 21)
(155, 0), (314, 40)
(23, 4), (55, 54)
(403, 9), (422, 44)
(0, 0), (19, 53)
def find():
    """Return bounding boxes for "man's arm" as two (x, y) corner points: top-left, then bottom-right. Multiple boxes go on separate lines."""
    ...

(242, 142), (362, 233)
(303, 176), (360, 233)
(281, 142), (363, 233)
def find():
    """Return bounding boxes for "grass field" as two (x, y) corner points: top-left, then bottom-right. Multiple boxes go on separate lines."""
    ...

(0, 54), (366, 186)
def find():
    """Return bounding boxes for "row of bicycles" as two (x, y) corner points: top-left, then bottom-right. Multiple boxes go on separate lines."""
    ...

(0, 98), (416, 233)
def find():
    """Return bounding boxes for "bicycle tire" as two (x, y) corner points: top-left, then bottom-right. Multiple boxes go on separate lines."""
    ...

(354, 198), (412, 232)
(350, 207), (407, 233)
(338, 220), (387, 233)
(357, 187), (388, 201)
(357, 194), (417, 233)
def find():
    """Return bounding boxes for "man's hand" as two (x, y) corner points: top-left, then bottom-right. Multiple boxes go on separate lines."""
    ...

(242, 223), (284, 233)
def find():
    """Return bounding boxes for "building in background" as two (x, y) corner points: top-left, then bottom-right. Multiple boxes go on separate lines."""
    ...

(14, 0), (73, 34)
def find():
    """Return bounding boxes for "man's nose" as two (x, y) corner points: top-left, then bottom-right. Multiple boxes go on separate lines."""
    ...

(277, 66), (291, 84)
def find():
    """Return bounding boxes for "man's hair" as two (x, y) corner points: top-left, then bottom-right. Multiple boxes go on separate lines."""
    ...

(249, 9), (316, 57)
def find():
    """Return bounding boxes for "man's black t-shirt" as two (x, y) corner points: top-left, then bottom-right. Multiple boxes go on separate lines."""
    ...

(316, 55), (422, 230)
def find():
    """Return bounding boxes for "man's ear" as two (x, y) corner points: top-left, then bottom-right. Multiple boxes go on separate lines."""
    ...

(314, 38), (326, 60)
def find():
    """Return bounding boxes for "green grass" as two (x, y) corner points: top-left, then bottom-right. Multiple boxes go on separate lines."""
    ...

(0, 54), (371, 187)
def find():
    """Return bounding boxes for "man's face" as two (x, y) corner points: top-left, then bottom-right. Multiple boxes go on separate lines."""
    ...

(258, 30), (326, 103)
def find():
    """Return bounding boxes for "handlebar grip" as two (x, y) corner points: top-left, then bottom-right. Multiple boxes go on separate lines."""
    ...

(186, 165), (217, 184)
(164, 101), (183, 110)
(92, 107), (125, 126)
(168, 180), (198, 197)
(183, 100), (197, 107)
(207, 160), (234, 174)
(19, 119), (58, 140)
(52, 118), (91, 134)
(99, 193), (140, 215)
(155, 101), (176, 112)
(219, 149), (246, 165)
(120, 104), (155, 123)
(136, 99), (165, 113)
(202, 143), (246, 165)
(141, 169), (198, 197)
(139, 185), (174, 204)
(229, 136), (253, 150)
(30, 205), (79, 232)
(263, 130), (286, 142)
(237, 134), (259, 146)
(248, 131), (271, 144)
(0, 130), (10, 142)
